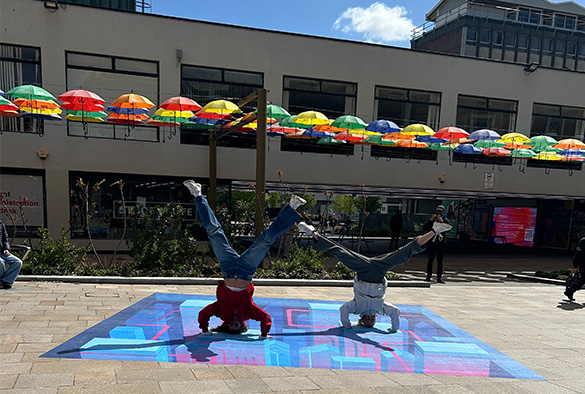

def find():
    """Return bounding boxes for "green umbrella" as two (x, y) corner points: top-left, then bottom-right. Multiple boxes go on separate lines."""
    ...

(474, 140), (505, 148)
(253, 104), (290, 120)
(6, 84), (56, 101)
(364, 134), (396, 145)
(330, 115), (367, 130)
(426, 143), (456, 150)
(181, 121), (218, 130)
(528, 135), (558, 150)
(66, 110), (107, 118)
(279, 115), (311, 129)
(532, 145), (560, 153)
(317, 137), (346, 145)
(511, 149), (537, 158)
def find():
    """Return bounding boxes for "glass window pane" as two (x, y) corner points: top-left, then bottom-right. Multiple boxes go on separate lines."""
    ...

(480, 29), (490, 44)
(493, 31), (503, 46)
(530, 36), (540, 50)
(0, 45), (40, 62)
(555, 40), (565, 53)
(567, 42), (577, 55)
(489, 99), (517, 111)
(321, 81), (356, 95)
(505, 32), (516, 47)
(182, 66), (222, 81)
(284, 77), (319, 91)
(410, 90), (440, 104)
(67, 53), (112, 69)
(518, 35), (529, 49)
(533, 103), (560, 116)
(224, 70), (262, 85)
(376, 87), (407, 100)
(466, 27), (477, 41)
(115, 58), (157, 74)
(459, 95), (487, 108)
(561, 106), (585, 118)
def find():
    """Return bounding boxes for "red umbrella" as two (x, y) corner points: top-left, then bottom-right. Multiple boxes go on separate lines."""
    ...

(194, 110), (234, 120)
(333, 131), (367, 143)
(483, 147), (511, 156)
(58, 89), (105, 105)
(160, 96), (202, 112)
(434, 127), (469, 141)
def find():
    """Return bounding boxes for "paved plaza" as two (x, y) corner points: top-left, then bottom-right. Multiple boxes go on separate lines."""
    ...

(1, 254), (584, 393)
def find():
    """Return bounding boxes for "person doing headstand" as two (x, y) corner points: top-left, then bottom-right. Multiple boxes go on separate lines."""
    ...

(184, 180), (304, 339)
(297, 220), (451, 333)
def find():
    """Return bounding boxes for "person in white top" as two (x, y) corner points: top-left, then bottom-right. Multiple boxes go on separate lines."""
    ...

(297, 220), (451, 333)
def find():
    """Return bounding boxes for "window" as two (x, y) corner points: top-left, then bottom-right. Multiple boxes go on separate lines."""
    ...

(375, 86), (441, 130)
(0, 44), (43, 134)
(68, 171), (203, 239)
(456, 95), (517, 133)
(181, 65), (263, 113)
(283, 76), (356, 119)
(555, 14), (577, 30)
(531, 103), (585, 140)
(65, 52), (159, 141)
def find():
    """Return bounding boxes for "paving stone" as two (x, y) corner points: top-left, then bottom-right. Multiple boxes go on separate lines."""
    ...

(261, 376), (320, 391)
(309, 374), (398, 389)
(160, 379), (232, 393)
(0, 374), (17, 389)
(58, 382), (160, 394)
(14, 373), (74, 388)
(193, 366), (234, 380)
(224, 377), (271, 393)
(116, 368), (194, 383)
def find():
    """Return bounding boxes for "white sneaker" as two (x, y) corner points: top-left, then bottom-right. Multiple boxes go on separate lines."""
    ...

(183, 180), (202, 197)
(433, 222), (452, 234)
(289, 195), (306, 210)
(297, 222), (316, 236)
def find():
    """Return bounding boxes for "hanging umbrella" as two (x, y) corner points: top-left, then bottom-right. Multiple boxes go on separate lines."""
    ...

(511, 149), (537, 159)
(0, 89), (4, 97)
(501, 132), (530, 143)
(333, 131), (367, 143)
(426, 143), (457, 150)
(364, 134), (396, 146)
(294, 110), (330, 126)
(6, 84), (56, 101)
(533, 151), (563, 161)
(200, 99), (241, 114)
(383, 132), (415, 140)
(468, 129), (501, 141)
(317, 137), (346, 145)
(474, 139), (506, 149)
(434, 126), (469, 141)
(182, 117), (226, 130)
(366, 119), (401, 134)
(311, 123), (345, 133)
(302, 128), (335, 138)
(110, 93), (154, 109)
(330, 115), (367, 130)
(107, 93), (154, 125)
(59, 89), (105, 105)
(483, 147), (511, 156)
(553, 138), (585, 150)
(416, 135), (446, 144)
(528, 135), (558, 150)
(402, 124), (434, 135)
(397, 139), (428, 148)
(66, 110), (107, 122)
(159, 96), (202, 112)
(13, 98), (60, 110)
(0, 96), (20, 115)
(252, 104), (290, 120)
(504, 141), (532, 150)
(453, 143), (483, 154)
(267, 125), (303, 134)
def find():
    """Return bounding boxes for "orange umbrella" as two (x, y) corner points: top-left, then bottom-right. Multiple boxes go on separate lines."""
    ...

(333, 131), (367, 143)
(397, 139), (428, 148)
(110, 93), (154, 108)
(554, 138), (585, 149)
(483, 147), (511, 156)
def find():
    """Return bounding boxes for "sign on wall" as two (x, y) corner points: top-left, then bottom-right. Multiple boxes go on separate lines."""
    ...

(0, 173), (45, 235)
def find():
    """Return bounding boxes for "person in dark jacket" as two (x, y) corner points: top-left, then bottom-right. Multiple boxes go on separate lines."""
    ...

(565, 236), (585, 301)
(0, 220), (23, 290)
(184, 180), (303, 338)
(423, 205), (451, 283)
(389, 209), (403, 251)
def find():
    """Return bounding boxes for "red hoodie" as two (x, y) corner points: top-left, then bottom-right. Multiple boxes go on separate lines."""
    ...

(198, 281), (272, 336)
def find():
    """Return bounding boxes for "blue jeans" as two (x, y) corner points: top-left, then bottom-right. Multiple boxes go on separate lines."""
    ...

(0, 253), (23, 284)
(195, 196), (301, 281)
(313, 235), (423, 283)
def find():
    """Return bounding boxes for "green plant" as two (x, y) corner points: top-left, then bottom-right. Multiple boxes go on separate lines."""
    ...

(256, 243), (329, 279)
(22, 227), (89, 275)
(535, 269), (572, 280)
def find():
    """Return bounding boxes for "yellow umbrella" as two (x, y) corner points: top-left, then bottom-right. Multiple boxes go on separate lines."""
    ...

(154, 108), (195, 118)
(201, 99), (241, 114)
(19, 106), (62, 115)
(66, 114), (105, 122)
(348, 129), (380, 136)
(533, 152), (563, 161)
(294, 110), (330, 126)
(501, 132), (530, 142)
(402, 123), (434, 135)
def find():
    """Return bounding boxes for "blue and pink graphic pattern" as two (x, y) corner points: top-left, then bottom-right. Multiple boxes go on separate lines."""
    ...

(42, 293), (543, 379)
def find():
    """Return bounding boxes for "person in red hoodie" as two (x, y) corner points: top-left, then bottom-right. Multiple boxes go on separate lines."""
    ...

(184, 180), (305, 339)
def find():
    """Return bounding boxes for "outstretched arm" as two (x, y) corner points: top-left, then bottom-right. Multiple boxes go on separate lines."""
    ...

(339, 300), (356, 329)
(417, 231), (436, 246)
(198, 302), (220, 334)
(248, 303), (273, 337)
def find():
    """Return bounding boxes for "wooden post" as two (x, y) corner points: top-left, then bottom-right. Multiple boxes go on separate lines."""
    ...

(254, 88), (267, 239)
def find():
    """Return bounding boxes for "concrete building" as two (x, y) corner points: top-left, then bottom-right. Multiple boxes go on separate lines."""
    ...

(1, 0), (584, 252)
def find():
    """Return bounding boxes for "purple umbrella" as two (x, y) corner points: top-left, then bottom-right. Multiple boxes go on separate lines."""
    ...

(468, 129), (501, 141)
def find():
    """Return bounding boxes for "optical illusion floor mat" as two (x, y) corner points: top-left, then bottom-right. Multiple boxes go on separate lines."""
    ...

(42, 293), (544, 379)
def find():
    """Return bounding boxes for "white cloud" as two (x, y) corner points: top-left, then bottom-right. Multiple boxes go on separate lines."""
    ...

(332, 2), (415, 43)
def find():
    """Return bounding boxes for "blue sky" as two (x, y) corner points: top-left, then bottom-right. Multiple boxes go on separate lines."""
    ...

(149, 1), (442, 48)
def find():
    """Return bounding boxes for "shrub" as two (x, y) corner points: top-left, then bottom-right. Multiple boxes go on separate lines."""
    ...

(256, 243), (330, 279)
(535, 269), (572, 280)
(22, 227), (89, 275)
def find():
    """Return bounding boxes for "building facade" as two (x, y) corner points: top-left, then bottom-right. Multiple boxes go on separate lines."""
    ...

(1, 0), (584, 251)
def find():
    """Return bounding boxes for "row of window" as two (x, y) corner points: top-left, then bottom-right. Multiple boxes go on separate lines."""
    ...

(1, 43), (584, 143)
(506, 7), (585, 32)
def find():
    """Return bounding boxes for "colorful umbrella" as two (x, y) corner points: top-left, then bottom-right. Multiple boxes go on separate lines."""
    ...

(317, 137), (347, 145)
(426, 143), (457, 150)
(182, 117), (226, 130)
(501, 132), (530, 143)
(468, 129), (501, 141)
(107, 93), (154, 125)
(553, 138), (585, 150)
(402, 124), (434, 135)
(474, 140), (506, 149)
(364, 134), (396, 145)
(504, 141), (532, 150)
(302, 128), (335, 138)
(330, 115), (367, 130)
(434, 126), (469, 141)
(366, 119), (401, 134)
(159, 96), (202, 112)
(6, 84), (56, 101)
(397, 139), (428, 148)
(416, 135), (447, 144)
(334, 131), (367, 143)
(483, 147), (511, 156)
(533, 152), (563, 161)
(200, 99), (241, 114)
(267, 125), (303, 134)
(252, 104), (290, 120)
(528, 135), (558, 150)
(59, 89), (105, 105)
(453, 143), (483, 154)
(294, 110), (330, 126)
(0, 97), (20, 116)
(511, 149), (537, 159)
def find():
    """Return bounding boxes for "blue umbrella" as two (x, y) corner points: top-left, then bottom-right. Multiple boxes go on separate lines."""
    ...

(21, 112), (62, 120)
(468, 129), (501, 141)
(106, 106), (150, 115)
(365, 119), (400, 134)
(302, 128), (334, 138)
(0, 89), (5, 97)
(453, 143), (483, 154)
(416, 135), (447, 144)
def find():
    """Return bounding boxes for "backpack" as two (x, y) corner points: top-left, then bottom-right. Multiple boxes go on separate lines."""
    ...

(566, 271), (583, 292)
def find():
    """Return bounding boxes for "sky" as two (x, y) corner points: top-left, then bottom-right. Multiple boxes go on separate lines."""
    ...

(148, 1), (443, 48)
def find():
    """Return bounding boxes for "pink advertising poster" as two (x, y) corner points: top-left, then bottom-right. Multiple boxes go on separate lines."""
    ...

(492, 207), (537, 247)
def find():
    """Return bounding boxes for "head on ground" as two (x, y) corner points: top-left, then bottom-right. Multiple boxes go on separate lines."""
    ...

(358, 314), (377, 328)
(211, 314), (248, 335)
